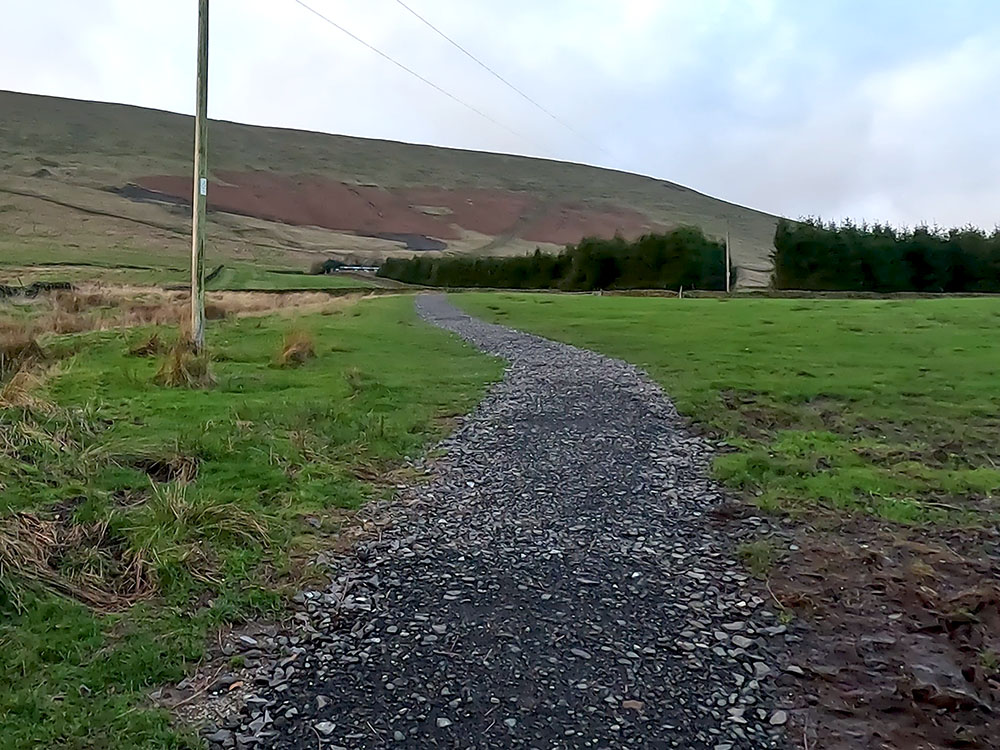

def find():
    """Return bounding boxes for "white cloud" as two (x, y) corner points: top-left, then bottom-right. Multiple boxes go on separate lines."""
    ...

(0, 0), (998, 228)
(692, 27), (1000, 228)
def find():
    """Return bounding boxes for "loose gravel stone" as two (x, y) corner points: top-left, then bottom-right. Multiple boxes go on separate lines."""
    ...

(205, 729), (233, 744)
(207, 295), (785, 749)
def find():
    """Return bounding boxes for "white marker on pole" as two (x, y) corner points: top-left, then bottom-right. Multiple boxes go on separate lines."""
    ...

(190, 0), (210, 351)
(725, 226), (732, 294)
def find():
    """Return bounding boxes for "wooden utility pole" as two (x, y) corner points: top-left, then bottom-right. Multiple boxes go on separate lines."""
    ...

(725, 226), (732, 294)
(190, 0), (210, 350)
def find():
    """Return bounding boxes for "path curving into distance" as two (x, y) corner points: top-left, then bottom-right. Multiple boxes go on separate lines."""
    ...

(206, 294), (789, 749)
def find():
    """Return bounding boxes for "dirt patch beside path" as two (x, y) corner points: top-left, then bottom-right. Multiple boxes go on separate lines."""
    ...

(719, 507), (1000, 749)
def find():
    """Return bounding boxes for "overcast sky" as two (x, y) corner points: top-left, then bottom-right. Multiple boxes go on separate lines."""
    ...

(3, 0), (998, 228)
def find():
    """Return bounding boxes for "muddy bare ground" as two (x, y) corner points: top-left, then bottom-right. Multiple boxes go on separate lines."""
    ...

(716, 504), (1000, 749)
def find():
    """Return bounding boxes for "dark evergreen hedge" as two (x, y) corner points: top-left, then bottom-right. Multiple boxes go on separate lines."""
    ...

(378, 227), (727, 291)
(773, 218), (1000, 292)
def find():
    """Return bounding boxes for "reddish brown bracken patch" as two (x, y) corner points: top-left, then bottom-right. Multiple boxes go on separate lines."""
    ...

(400, 186), (536, 237)
(520, 201), (661, 245)
(134, 172), (661, 247)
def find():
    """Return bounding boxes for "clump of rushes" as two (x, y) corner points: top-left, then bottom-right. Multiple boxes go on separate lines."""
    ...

(276, 329), (316, 368)
(154, 338), (214, 389)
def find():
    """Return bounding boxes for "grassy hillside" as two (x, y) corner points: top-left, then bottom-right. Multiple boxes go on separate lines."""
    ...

(0, 90), (779, 287)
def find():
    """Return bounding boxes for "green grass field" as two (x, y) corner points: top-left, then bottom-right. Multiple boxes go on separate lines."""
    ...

(0, 240), (188, 286)
(0, 242), (374, 291)
(0, 296), (500, 750)
(456, 293), (1000, 524)
(206, 265), (373, 291)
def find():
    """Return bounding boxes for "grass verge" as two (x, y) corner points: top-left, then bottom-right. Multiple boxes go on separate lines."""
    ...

(0, 295), (501, 749)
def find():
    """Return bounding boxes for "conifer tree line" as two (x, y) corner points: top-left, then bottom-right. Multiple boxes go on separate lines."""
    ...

(773, 218), (1000, 292)
(378, 218), (1000, 292)
(377, 227), (728, 291)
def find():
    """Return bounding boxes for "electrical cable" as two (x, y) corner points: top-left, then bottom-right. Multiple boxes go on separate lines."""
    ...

(290, 0), (532, 144)
(392, 0), (611, 155)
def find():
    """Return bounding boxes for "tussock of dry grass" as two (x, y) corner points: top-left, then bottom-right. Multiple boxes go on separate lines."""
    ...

(204, 302), (229, 320)
(143, 483), (270, 549)
(127, 332), (167, 358)
(50, 290), (112, 314)
(0, 367), (51, 411)
(44, 309), (92, 334)
(153, 340), (215, 389)
(0, 317), (38, 340)
(0, 323), (60, 412)
(120, 301), (185, 327)
(208, 290), (357, 318)
(0, 512), (155, 612)
(277, 329), (316, 368)
(0, 333), (45, 379)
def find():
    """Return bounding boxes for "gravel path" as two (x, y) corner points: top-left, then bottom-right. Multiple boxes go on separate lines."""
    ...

(204, 295), (789, 749)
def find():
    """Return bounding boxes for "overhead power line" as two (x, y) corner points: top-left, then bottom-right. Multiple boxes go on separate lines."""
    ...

(290, 0), (531, 144)
(391, 0), (610, 155)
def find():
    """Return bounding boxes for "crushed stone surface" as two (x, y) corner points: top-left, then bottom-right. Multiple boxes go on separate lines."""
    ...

(202, 294), (789, 749)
